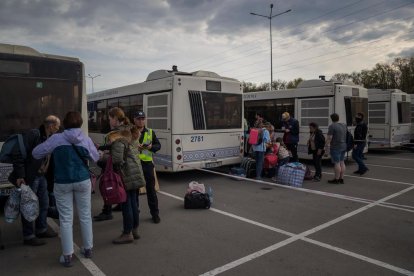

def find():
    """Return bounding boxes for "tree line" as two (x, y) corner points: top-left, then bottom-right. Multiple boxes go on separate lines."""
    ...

(242, 56), (414, 94)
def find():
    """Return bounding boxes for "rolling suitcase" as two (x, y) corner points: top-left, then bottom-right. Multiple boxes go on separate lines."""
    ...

(241, 157), (256, 178)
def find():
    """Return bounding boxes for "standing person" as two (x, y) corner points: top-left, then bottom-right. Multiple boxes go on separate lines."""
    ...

(253, 112), (266, 128)
(325, 113), (347, 184)
(281, 112), (299, 162)
(33, 111), (99, 267)
(133, 111), (162, 224)
(252, 122), (270, 180)
(107, 130), (145, 244)
(307, 122), (325, 182)
(94, 107), (131, 221)
(8, 115), (61, 246)
(352, 112), (369, 175)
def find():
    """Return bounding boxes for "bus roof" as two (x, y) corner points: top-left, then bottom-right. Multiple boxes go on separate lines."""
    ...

(146, 68), (237, 82)
(0, 43), (80, 63)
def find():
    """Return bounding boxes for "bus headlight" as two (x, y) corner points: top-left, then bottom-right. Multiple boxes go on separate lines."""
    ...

(177, 154), (182, 160)
(176, 147), (181, 152)
(175, 139), (181, 145)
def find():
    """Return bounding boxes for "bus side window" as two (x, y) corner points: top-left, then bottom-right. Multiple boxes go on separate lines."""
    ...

(344, 97), (353, 126)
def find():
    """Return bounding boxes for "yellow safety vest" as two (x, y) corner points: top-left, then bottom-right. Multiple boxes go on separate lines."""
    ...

(139, 128), (153, 162)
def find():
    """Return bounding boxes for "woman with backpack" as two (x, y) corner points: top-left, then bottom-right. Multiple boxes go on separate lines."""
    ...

(107, 129), (146, 244)
(32, 111), (99, 267)
(307, 122), (325, 182)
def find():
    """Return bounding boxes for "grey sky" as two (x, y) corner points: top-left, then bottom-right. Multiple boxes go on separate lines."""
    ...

(1, 0), (413, 92)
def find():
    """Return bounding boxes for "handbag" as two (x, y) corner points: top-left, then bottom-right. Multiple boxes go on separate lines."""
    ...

(99, 155), (127, 205)
(71, 144), (98, 192)
(184, 191), (211, 209)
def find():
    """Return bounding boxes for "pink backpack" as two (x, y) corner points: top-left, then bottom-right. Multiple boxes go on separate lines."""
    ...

(99, 156), (127, 205)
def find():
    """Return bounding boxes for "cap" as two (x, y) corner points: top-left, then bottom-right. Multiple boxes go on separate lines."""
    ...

(134, 111), (146, 118)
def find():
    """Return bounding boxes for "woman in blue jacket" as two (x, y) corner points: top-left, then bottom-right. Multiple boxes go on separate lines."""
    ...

(33, 111), (99, 267)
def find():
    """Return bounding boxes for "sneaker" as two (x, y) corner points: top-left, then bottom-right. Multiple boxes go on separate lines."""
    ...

(327, 179), (340, 184)
(23, 237), (46, 246)
(81, 247), (92, 258)
(112, 204), (122, 212)
(36, 228), (58, 238)
(359, 169), (368, 175)
(152, 215), (161, 224)
(59, 254), (73, 267)
(112, 233), (134, 244)
(93, 212), (113, 221)
(313, 176), (321, 182)
(338, 178), (344, 184)
(132, 228), (140, 240)
(353, 170), (361, 174)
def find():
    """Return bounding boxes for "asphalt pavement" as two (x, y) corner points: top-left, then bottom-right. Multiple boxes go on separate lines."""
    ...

(1, 149), (413, 276)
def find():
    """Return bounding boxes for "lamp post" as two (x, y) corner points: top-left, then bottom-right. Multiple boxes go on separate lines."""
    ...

(250, 4), (291, 90)
(86, 74), (101, 93)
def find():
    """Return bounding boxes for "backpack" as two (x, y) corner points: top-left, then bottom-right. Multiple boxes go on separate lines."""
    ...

(184, 191), (211, 209)
(346, 130), (354, 152)
(99, 155), (127, 205)
(0, 134), (27, 163)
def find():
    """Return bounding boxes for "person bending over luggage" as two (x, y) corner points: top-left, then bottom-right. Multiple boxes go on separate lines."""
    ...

(307, 122), (325, 182)
(33, 111), (99, 267)
(272, 137), (290, 181)
(8, 115), (61, 246)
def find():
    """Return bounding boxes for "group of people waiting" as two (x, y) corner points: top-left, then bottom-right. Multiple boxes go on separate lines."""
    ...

(8, 107), (161, 267)
(247, 111), (368, 184)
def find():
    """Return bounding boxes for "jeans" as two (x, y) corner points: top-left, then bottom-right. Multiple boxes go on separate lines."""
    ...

(22, 176), (49, 239)
(352, 143), (367, 171)
(286, 143), (298, 162)
(254, 151), (265, 179)
(142, 162), (159, 217)
(275, 157), (289, 177)
(54, 179), (93, 255)
(122, 190), (139, 234)
(312, 153), (322, 178)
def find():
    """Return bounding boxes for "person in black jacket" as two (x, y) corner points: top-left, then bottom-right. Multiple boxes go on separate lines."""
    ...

(8, 115), (61, 246)
(282, 112), (300, 162)
(352, 112), (368, 175)
(308, 122), (325, 181)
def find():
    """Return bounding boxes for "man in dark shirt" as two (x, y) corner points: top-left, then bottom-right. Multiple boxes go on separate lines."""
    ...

(352, 112), (368, 175)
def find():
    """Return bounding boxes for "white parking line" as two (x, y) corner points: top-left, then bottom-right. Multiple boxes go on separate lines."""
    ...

(191, 185), (414, 275)
(48, 219), (106, 276)
(322, 171), (414, 186)
(365, 163), (414, 171)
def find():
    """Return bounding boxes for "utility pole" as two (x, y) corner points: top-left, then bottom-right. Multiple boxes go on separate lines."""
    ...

(250, 4), (291, 90)
(86, 74), (101, 93)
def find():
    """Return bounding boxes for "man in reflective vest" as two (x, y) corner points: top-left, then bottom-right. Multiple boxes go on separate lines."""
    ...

(133, 111), (161, 223)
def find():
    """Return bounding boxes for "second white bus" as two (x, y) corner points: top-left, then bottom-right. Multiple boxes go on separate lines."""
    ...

(367, 89), (411, 149)
(87, 68), (244, 172)
(244, 78), (368, 159)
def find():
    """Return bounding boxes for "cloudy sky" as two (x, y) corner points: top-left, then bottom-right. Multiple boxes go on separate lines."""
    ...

(1, 0), (413, 93)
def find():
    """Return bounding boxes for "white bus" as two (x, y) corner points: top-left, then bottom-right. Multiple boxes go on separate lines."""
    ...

(244, 78), (368, 159)
(367, 89), (411, 149)
(87, 68), (244, 172)
(0, 43), (87, 185)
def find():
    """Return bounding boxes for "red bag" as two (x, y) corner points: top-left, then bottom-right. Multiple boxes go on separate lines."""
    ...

(248, 128), (262, 145)
(264, 154), (278, 169)
(99, 156), (127, 205)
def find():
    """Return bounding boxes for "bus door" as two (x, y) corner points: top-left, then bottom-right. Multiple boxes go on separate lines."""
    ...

(143, 92), (172, 171)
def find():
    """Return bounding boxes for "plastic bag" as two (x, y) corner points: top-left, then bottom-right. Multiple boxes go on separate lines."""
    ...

(20, 184), (39, 222)
(187, 181), (205, 194)
(4, 187), (21, 223)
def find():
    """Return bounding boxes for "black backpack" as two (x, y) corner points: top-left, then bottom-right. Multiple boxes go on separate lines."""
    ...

(346, 130), (354, 152)
(184, 191), (211, 209)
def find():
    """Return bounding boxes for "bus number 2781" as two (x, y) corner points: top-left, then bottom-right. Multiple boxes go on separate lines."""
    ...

(190, 136), (204, 142)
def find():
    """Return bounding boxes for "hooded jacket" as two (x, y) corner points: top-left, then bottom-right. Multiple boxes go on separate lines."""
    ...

(110, 136), (146, 190)
(32, 128), (99, 184)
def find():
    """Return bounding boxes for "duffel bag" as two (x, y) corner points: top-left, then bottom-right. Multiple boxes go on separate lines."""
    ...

(184, 191), (211, 209)
(277, 162), (306, 187)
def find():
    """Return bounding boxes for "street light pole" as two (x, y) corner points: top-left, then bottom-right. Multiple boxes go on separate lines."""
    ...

(250, 4), (291, 90)
(86, 74), (101, 93)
